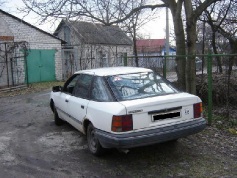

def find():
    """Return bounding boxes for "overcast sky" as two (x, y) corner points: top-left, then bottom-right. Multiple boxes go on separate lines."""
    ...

(1, 0), (170, 39)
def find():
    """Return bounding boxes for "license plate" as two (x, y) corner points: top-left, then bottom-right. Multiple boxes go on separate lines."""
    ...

(152, 111), (181, 121)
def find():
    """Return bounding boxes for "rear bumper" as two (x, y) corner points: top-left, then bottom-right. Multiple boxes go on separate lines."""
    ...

(95, 118), (206, 149)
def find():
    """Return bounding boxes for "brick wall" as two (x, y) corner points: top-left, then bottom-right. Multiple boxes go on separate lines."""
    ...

(0, 11), (63, 81)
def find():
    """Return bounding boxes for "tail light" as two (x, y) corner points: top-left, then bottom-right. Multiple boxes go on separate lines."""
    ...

(111, 115), (133, 132)
(193, 102), (203, 118)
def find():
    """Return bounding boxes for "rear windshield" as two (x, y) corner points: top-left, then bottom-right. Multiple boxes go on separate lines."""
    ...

(107, 72), (178, 101)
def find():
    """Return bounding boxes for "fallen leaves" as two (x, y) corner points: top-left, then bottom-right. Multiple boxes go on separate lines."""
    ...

(228, 128), (237, 135)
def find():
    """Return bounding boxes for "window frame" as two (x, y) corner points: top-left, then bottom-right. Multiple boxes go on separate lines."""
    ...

(90, 76), (115, 102)
(72, 74), (93, 100)
(62, 74), (80, 95)
(106, 71), (179, 101)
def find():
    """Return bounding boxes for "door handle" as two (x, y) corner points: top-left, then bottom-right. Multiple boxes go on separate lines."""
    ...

(65, 99), (69, 102)
(81, 105), (84, 109)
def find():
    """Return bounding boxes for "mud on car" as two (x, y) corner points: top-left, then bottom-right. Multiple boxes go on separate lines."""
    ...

(50, 67), (206, 155)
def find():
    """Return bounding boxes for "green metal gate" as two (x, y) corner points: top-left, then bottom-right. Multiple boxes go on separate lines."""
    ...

(27, 49), (56, 83)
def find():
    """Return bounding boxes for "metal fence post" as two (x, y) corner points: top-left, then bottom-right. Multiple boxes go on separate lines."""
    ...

(163, 56), (167, 79)
(207, 53), (213, 125)
(24, 49), (29, 87)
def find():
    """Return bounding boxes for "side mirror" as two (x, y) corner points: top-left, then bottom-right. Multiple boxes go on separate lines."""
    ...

(52, 86), (62, 92)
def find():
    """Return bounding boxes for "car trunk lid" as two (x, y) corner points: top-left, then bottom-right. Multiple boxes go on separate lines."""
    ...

(118, 92), (201, 130)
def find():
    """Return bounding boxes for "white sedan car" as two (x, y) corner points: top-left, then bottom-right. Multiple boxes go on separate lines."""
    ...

(50, 67), (206, 155)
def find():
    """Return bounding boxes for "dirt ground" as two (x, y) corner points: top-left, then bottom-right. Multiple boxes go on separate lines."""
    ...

(0, 88), (236, 178)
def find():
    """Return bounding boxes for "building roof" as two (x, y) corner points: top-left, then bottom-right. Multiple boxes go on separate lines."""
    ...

(0, 9), (65, 43)
(54, 20), (133, 46)
(136, 39), (166, 53)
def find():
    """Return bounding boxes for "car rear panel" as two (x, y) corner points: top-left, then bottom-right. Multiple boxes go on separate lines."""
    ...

(119, 92), (201, 131)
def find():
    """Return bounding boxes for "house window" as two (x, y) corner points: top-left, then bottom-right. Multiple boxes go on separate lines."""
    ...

(117, 52), (125, 66)
(98, 51), (107, 67)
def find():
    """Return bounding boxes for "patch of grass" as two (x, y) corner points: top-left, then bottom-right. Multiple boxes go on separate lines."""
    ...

(203, 106), (237, 135)
(204, 105), (236, 137)
(212, 113), (237, 135)
(0, 81), (64, 98)
(30, 81), (64, 90)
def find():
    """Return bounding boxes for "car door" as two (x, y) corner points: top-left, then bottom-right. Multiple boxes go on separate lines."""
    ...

(54, 75), (80, 121)
(66, 74), (93, 132)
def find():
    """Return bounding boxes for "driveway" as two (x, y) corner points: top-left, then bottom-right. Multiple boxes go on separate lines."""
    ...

(0, 89), (236, 177)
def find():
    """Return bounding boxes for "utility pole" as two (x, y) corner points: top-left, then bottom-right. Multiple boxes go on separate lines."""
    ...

(165, 7), (169, 56)
(164, 7), (169, 78)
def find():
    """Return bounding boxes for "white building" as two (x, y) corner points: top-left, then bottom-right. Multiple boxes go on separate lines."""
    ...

(0, 9), (64, 88)
(54, 20), (133, 79)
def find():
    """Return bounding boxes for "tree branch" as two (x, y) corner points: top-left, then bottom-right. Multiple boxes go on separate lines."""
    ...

(194, 0), (221, 19)
(102, 4), (167, 25)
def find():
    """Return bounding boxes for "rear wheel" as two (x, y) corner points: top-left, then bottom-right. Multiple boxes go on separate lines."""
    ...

(87, 123), (105, 156)
(54, 105), (64, 126)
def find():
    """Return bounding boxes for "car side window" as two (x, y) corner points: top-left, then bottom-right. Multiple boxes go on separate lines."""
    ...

(63, 75), (80, 94)
(91, 77), (114, 102)
(73, 74), (93, 99)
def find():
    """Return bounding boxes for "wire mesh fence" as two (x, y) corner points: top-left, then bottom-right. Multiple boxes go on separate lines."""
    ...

(0, 56), (26, 88)
(0, 42), (29, 90)
(126, 54), (237, 127)
(61, 52), (126, 80)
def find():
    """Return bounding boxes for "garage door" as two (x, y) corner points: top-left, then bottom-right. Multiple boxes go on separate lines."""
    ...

(27, 49), (56, 83)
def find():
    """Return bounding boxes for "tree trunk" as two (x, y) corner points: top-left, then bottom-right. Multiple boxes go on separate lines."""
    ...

(228, 40), (237, 75)
(226, 40), (237, 117)
(210, 26), (222, 73)
(185, 22), (197, 94)
(132, 34), (139, 67)
(184, 1), (197, 94)
(212, 32), (223, 73)
(169, 1), (186, 91)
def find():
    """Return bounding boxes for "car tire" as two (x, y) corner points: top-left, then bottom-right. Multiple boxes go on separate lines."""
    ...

(54, 105), (64, 126)
(87, 123), (105, 156)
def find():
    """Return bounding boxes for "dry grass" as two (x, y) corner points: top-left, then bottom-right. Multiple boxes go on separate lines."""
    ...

(0, 81), (64, 98)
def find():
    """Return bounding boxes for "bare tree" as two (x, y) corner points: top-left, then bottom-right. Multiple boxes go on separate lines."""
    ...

(182, 0), (221, 93)
(203, 0), (237, 75)
(196, 19), (224, 73)
(163, 0), (186, 91)
(120, 0), (159, 67)
(21, 0), (220, 94)
(21, 0), (165, 24)
(160, 0), (220, 93)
